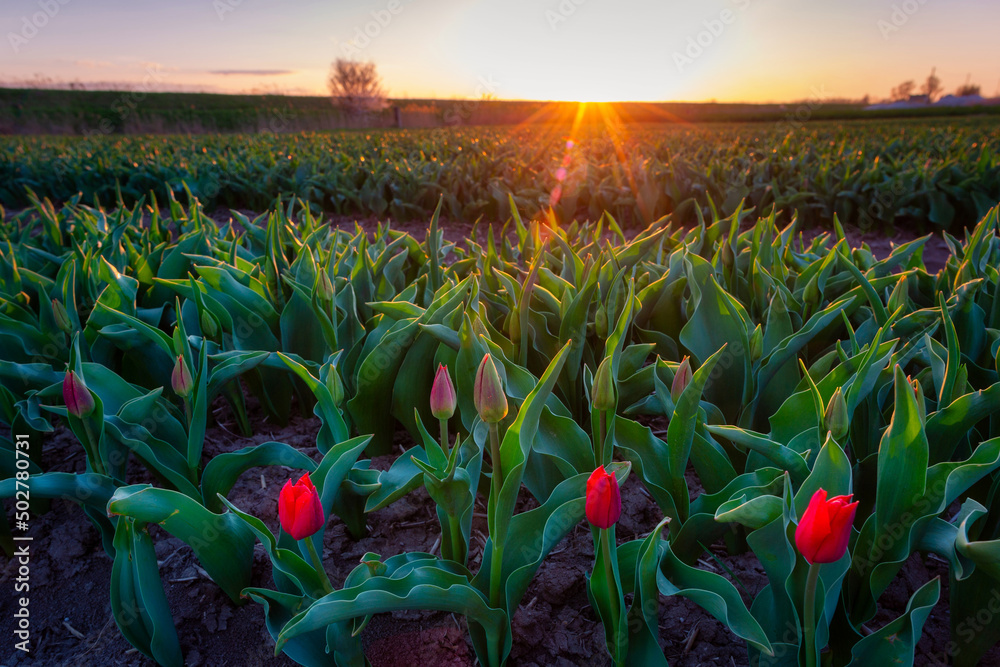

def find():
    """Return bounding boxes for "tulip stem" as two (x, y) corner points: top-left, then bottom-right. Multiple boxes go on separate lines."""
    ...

(80, 417), (106, 476)
(600, 527), (620, 642)
(804, 562), (820, 667)
(488, 423), (502, 509)
(439, 418), (450, 459)
(488, 422), (503, 609)
(305, 537), (334, 596)
(597, 410), (608, 467)
(448, 516), (465, 565)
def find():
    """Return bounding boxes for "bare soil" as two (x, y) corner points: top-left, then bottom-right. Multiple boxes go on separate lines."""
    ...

(0, 214), (979, 666)
(213, 209), (954, 275)
(4, 399), (999, 666)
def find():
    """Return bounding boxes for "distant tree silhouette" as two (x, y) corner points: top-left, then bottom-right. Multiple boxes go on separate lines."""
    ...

(956, 83), (981, 97)
(921, 67), (942, 102)
(328, 59), (386, 117)
(890, 80), (915, 101)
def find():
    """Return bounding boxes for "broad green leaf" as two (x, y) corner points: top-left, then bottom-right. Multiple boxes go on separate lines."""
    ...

(201, 441), (317, 512)
(108, 485), (254, 602)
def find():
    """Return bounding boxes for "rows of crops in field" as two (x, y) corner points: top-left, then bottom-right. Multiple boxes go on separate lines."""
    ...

(3, 118), (999, 232)
(3, 186), (1000, 665)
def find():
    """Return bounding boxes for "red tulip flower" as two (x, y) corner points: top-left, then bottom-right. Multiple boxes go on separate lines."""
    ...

(430, 364), (457, 420)
(795, 489), (858, 564)
(278, 473), (325, 541)
(586, 466), (622, 529)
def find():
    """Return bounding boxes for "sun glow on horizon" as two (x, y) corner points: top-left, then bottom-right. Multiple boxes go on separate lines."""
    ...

(567, 92), (626, 104)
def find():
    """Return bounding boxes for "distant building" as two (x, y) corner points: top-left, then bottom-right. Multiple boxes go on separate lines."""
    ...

(936, 94), (986, 107)
(864, 94), (1000, 111)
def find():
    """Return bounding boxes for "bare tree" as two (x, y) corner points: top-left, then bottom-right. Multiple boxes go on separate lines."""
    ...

(328, 59), (386, 117)
(956, 83), (981, 97)
(957, 75), (980, 97)
(890, 80), (915, 101)
(921, 67), (942, 102)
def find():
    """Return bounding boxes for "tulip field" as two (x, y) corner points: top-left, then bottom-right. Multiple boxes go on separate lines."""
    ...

(3, 120), (1000, 667)
(3, 117), (1000, 233)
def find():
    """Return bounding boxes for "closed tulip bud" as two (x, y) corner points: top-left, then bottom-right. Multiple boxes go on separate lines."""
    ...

(63, 370), (95, 418)
(795, 489), (858, 564)
(326, 366), (345, 405)
(824, 387), (848, 441)
(753, 275), (767, 310)
(586, 466), (622, 529)
(592, 357), (616, 411)
(360, 553), (387, 578)
(908, 375), (926, 423)
(171, 355), (194, 398)
(595, 304), (608, 339)
(853, 247), (874, 270)
(508, 310), (521, 344)
(430, 364), (457, 420)
(474, 354), (507, 423)
(803, 273), (821, 307)
(749, 324), (763, 362)
(671, 356), (692, 403)
(887, 275), (907, 314)
(200, 311), (218, 338)
(721, 241), (735, 268)
(52, 299), (72, 333)
(317, 271), (335, 302)
(278, 473), (325, 541)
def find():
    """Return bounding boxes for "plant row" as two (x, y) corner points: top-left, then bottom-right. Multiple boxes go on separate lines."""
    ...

(2, 118), (999, 231)
(2, 192), (1000, 665)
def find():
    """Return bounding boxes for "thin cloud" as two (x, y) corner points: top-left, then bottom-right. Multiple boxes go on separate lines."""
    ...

(209, 69), (295, 76)
(74, 60), (114, 69)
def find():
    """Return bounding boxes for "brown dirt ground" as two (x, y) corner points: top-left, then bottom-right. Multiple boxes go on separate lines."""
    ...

(213, 209), (954, 275)
(0, 214), (982, 666)
(4, 394), (999, 666)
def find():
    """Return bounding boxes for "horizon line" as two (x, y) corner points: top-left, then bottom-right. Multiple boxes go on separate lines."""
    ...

(0, 83), (886, 106)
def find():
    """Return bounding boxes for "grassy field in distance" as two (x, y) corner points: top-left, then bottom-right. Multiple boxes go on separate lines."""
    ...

(3, 86), (1000, 135)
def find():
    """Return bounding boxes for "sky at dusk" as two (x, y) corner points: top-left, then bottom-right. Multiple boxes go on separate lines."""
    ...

(3, 0), (999, 102)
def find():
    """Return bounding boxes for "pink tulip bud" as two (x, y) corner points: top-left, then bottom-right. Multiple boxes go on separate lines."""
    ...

(171, 355), (193, 398)
(63, 370), (95, 418)
(474, 355), (507, 423)
(671, 356), (692, 403)
(430, 364), (457, 420)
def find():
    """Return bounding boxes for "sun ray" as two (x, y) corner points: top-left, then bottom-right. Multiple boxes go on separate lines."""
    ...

(546, 102), (589, 222)
(595, 102), (648, 223)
